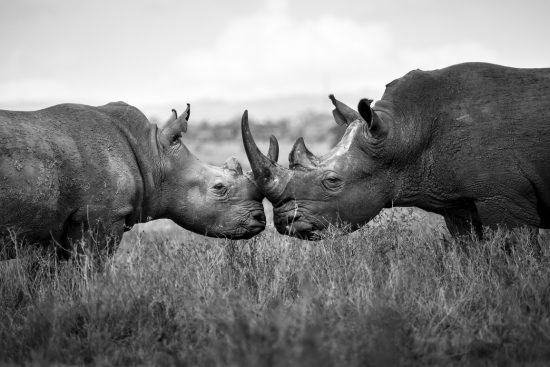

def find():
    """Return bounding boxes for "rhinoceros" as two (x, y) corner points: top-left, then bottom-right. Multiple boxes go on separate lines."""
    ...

(242, 62), (550, 240)
(0, 102), (266, 259)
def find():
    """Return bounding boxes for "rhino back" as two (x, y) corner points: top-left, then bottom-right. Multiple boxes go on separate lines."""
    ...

(383, 63), (550, 225)
(0, 103), (144, 241)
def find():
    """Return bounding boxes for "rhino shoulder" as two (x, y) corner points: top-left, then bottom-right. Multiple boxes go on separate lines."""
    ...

(380, 63), (496, 111)
(380, 68), (442, 115)
(384, 63), (500, 97)
(38, 103), (114, 126)
(97, 102), (151, 129)
(386, 68), (437, 92)
(94, 103), (156, 154)
(104, 101), (130, 107)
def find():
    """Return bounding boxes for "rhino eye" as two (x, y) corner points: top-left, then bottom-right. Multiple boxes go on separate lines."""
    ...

(170, 133), (182, 146)
(322, 175), (343, 191)
(212, 182), (228, 196)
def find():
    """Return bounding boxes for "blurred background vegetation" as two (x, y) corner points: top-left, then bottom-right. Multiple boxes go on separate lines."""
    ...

(150, 111), (347, 166)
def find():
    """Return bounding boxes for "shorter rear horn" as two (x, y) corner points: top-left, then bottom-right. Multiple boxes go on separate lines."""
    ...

(267, 135), (279, 163)
(289, 137), (318, 170)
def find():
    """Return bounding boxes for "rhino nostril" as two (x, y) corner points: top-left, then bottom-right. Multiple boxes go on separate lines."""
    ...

(289, 215), (301, 224)
(252, 211), (266, 224)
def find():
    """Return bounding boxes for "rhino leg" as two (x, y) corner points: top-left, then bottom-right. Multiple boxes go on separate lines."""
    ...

(59, 208), (126, 262)
(539, 229), (550, 255)
(442, 212), (483, 254)
(475, 197), (543, 255)
(443, 211), (483, 239)
(528, 227), (545, 258)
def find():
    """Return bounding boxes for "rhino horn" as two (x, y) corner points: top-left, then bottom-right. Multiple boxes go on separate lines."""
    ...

(289, 137), (318, 169)
(329, 94), (362, 126)
(267, 135), (279, 163)
(160, 104), (190, 146)
(241, 110), (292, 200)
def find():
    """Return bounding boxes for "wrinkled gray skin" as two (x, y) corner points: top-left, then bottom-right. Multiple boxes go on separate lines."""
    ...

(243, 62), (550, 240)
(0, 102), (265, 258)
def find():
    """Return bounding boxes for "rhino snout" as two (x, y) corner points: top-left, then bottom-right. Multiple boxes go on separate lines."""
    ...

(273, 212), (314, 238)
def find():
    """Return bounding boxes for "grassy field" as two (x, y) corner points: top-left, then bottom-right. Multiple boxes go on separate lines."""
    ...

(1, 209), (550, 366)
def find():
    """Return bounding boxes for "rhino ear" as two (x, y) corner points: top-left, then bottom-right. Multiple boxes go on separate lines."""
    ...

(160, 103), (190, 147)
(166, 109), (178, 124)
(329, 94), (362, 126)
(223, 157), (243, 175)
(358, 98), (387, 139)
(332, 109), (348, 126)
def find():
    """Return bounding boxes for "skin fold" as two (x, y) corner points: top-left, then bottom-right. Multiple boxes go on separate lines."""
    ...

(242, 62), (550, 240)
(0, 103), (266, 259)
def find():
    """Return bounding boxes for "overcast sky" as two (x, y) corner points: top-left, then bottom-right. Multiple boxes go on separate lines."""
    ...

(1, 0), (549, 120)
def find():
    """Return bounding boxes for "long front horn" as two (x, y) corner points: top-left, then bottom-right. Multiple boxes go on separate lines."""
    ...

(241, 110), (292, 201)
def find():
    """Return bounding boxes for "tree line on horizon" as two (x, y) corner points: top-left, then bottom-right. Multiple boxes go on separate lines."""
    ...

(151, 111), (347, 144)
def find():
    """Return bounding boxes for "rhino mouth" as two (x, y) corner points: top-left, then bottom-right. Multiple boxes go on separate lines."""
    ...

(248, 209), (267, 229)
(233, 208), (266, 239)
(273, 205), (358, 240)
(283, 223), (324, 241)
(273, 210), (325, 240)
(204, 206), (266, 240)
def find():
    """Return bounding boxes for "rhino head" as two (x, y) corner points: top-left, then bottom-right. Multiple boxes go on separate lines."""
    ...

(153, 105), (267, 239)
(241, 96), (394, 240)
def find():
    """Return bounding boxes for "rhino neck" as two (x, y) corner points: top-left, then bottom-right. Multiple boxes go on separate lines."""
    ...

(389, 163), (430, 208)
(137, 126), (164, 220)
(375, 99), (446, 211)
(115, 122), (163, 223)
(389, 148), (458, 213)
(98, 103), (164, 224)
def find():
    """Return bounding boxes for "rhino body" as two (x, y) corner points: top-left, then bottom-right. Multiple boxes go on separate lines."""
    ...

(1, 102), (265, 258)
(243, 62), (550, 239)
(375, 63), (550, 236)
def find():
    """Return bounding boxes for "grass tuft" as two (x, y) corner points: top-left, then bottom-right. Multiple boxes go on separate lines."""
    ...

(1, 217), (550, 366)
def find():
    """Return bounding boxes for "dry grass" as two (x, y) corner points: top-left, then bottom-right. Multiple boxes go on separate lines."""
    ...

(1, 212), (550, 366)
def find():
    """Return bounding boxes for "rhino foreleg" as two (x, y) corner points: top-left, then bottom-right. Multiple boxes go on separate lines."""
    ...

(443, 212), (483, 239)
(60, 209), (125, 263)
(475, 197), (543, 255)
